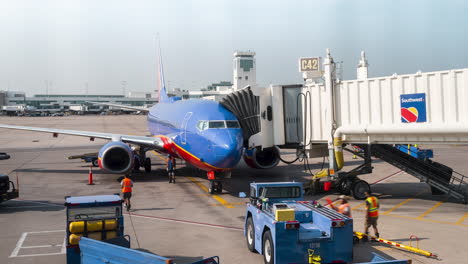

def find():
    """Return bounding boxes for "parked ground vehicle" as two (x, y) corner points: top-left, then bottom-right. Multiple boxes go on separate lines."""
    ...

(0, 173), (19, 203)
(243, 182), (412, 264)
(66, 194), (220, 264)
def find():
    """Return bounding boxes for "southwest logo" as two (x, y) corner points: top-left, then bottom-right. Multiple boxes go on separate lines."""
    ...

(401, 107), (419, 123)
(400, 93), (427, 123)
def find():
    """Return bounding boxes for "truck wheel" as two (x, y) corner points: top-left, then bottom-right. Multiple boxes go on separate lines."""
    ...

(262, 230), (274, 264)
(352, 180), (370, 200)
(92, 159), (99, 167)
(246, 217), (256, 252)
(144, 158), (151, 173)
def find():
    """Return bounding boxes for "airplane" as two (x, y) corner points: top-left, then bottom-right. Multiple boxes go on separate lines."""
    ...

(0, 51), (282, 194)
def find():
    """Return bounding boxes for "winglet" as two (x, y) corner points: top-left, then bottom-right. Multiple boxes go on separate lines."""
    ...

(157, 40), (170, 103)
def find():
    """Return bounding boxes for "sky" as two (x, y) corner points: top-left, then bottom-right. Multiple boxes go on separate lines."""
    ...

(0, 0), (467, 96)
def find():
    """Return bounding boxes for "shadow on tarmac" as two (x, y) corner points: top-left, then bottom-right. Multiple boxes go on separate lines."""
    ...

(0, 200), (64, 214)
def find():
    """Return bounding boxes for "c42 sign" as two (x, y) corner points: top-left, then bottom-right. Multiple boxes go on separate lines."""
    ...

(300, 57), (320, 72)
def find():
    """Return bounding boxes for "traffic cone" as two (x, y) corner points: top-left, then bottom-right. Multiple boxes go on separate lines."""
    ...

(88, 166), (94, 185)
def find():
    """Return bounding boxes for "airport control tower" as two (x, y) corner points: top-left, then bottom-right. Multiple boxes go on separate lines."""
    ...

(233, 51), (256, 91)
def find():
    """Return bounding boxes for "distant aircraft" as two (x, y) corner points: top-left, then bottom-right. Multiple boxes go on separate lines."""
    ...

(0, 50), (246, 193)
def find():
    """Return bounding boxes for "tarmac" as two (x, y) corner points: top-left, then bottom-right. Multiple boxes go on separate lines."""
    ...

(0, 115), (467, 264)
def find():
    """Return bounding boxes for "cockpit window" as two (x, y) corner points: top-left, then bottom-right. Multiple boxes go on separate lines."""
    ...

(197, 120), (239, 130)
(226, 121), (240, 128)
(208, 121), (226, 129)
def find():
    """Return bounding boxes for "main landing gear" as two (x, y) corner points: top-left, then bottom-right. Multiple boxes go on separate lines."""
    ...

(132, 147), (152, 173)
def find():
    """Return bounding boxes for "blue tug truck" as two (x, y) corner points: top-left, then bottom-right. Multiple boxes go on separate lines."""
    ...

(244, 182), (353, 264)
(243, 182), (412, 264)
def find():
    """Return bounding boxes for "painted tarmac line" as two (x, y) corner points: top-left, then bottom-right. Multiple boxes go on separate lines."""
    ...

(125, 212), (243, 231)
(12, 252), (64, 258)
(417, 200), (445, 219)
(456, 212), (468, 225)
(371, 170), (403, 185)
(186, 176), (234, 209)
(10, 232), (27, 258)
(382, 189), (426, 216)
(387, 213), (468, 227)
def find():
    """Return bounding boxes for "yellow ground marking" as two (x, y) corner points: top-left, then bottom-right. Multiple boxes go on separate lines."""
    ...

(417, 201), (444, 219)
(151, 151), (168, 162)
(456, 212), (468, 225)
(382, 198), (414, 216)
(186, 176), (234, 209)
(352, 203), (366, 210)
(382, 190), (426, 216)
(209, 202), (245, 206)
(387, 213), (468, 227)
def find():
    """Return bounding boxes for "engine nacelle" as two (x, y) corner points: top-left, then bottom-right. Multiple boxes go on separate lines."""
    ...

(243, 146), (280, 169)
(98, 142), (134, 174)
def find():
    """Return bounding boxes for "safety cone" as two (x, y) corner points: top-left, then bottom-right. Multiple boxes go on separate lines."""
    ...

(88, 166), (94, 185)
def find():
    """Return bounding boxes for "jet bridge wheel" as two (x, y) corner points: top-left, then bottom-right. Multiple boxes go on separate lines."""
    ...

(336, 177), (353, 195)
(352, 180), (371, 200)
(144, 158), (151, 173)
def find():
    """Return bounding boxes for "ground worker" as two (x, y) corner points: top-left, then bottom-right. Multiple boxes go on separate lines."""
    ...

(336, 195), (352, 217)
(327, 195), (352, 217)
(120, 174), (133, 211)
(167, 156), (176, 183)
(364, 191), (380, 240)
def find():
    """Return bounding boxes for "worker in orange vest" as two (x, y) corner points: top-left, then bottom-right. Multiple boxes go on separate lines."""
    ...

(120, 174), (134, 211)
(364, 191), (380, 240)
(336, 195), (352, 217)
(326, 195), (351, 217)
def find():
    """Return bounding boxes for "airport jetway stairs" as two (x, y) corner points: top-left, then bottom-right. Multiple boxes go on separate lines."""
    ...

(358, 144), (468, 203)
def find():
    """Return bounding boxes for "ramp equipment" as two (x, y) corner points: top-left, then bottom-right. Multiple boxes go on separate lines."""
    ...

(354, 231), (438, 259)
(363, 144), (467, 202)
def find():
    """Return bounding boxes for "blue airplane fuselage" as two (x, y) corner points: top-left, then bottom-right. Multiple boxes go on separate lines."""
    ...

(146, 99), (243, 171)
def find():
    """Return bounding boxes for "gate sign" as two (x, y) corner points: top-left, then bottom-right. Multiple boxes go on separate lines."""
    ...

(400, 93), (427, 123)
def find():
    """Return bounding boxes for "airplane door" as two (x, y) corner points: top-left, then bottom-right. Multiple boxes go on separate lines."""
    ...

(181, 112), (193, 145)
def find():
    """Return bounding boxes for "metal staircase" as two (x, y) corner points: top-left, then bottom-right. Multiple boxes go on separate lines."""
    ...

(366, 144), (468, 203)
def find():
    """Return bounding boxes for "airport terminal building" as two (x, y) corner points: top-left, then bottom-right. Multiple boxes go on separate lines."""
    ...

(0, 51), (257, 115)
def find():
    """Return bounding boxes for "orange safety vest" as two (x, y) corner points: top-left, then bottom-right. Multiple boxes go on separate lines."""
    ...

(338, 203), (351, 217)
(366, 196), (379, 217)
(121, 178), (133, 193)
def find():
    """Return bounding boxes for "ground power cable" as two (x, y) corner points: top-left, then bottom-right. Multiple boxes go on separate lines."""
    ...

(127, 212), (141, 249)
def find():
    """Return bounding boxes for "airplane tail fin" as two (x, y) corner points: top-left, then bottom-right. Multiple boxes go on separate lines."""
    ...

(157, 42), (170, 103)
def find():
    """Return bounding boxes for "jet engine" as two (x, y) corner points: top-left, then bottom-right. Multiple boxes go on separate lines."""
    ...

(98, 142), (134, 174)
(243, 146), (280, 169)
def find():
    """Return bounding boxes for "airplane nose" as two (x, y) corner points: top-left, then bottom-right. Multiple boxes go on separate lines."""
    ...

(212, 129), (243, 168)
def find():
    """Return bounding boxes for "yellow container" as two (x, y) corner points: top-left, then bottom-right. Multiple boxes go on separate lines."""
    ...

(69, 233), (83, 245)
(275, 209), (295, 222)
(69, 219), (118, 233)
(88, 231), (117, 241)
(68, 231), (118, 245)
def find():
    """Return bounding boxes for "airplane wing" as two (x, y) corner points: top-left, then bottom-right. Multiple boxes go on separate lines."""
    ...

(0, 124), (165, 149)
(88, 101), (151, 112)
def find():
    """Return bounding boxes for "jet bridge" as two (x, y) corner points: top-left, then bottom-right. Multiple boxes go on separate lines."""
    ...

(234, 49), (468, 202)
